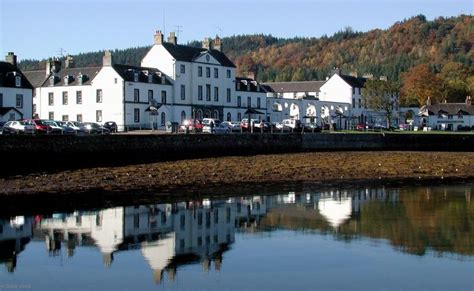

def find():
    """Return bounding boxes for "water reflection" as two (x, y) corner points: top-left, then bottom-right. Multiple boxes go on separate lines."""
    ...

(0, 185), (472, 282)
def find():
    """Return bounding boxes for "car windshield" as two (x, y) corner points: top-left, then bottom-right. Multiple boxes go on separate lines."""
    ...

(44, 121), (57, 126)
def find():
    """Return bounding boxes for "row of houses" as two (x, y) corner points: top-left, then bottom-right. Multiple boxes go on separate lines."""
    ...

(1, 30), (472, 130)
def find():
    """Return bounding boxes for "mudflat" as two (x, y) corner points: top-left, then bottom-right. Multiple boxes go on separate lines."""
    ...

(1, 151), (473, 195)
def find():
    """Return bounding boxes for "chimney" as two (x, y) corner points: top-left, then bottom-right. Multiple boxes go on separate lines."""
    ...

(247, 71), (256, 80)
(202, 37), (212, 50)
(65, 55), (75, 68)
(167, 32), (177, 45)
(47, 58), (61, 74)
(5, 52), (17, 66)
(466, 96), (472, 106)
(426, 96), (431, 106)
(214, 36), (222, 51)
(362, 73), (374, 80)
(349, 70), (358, 77)
(103, 50), (112, 66)
(331, 67), (341, 76)
(154, 30), (164, 45)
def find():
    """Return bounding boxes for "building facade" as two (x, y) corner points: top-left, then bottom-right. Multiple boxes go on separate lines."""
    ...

(419, 97), (473, 131)
(0, 53), (33, 122)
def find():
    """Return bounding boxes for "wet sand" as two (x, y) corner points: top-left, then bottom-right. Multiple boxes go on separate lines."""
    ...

(1, 151), (473, 196)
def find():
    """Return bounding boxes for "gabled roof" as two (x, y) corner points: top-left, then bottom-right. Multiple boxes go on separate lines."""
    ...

(112, 64), (172, 85)
(0, 107), (23, 116)
(420, 103), (474, 116)
(263, 81), (326, 93)
(236, 77), (267, 93)
(0, 62), (34, 89)
(339, 74), (367, 88)
(161, 42), (235, 68)
(24, 70), (48, 88)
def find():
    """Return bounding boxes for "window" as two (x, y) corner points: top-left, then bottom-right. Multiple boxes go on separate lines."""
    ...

(247, 96), (251, 107)
(180, 64), (185, 74)
(206, 84), (211, 101)
(9, 113), (15, 121)
(15, 76), (21, 87)
(62, 115), (69, 121)
(198, 85), (203, 101)
(237, 112), (242, 121)
(148, 74), (153, 83)
(161, 112), (166, 126)
(180, 214), (185, 230)
(148, 89), (153, 102)
(96, 110), (102, 122)
(15, 94), (23, 108)
(49, 112), (54, 120)
(49, 76), (55, 86)
(134, 88), (140, 102)
(133, 214), (139, 228)
(134, 108), (140, 123)
(358, 99), (361, 108)
(198, 212), (203, 227)
(214, 210), (219, 223)
(257, 97), (261, 108)
(114, 78), (117, 84)
(358, 88), (361, 95)
(133, 72), (139, 82)
(237, 96), (241, 107)
(352, 98), (355, 108)
(180, 85), (185, 100)
(181, 110), (186, 121)
(226, 69), (231, 78)
(77, 114), (82, 122)
(96, 89), (103, 103)
(48, 92), (54, 106)
(76, 91), (82, 104)
(161, 91), (167, 104)
(198, 66), (202, 77)
(62, 91), (68, 105)
(227, 112), (231, 121)
(198, 236), (202, 246)
(214, 87), (219, 101)
(206, 67), (210, 78)
(352, 87), (355, 95)
(226, 88), (231, 102)
(33, 104), (36, 113)
(214, 68), (218, 78)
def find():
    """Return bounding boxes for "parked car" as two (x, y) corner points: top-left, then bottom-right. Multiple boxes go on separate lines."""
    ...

(24, 119), (62, 134)
(355, 123), (367, 131)
(203, 121), (231, 134)
(254, 121), (274, 132)
(81, 122), (110, 134)
(222, 121), (241, 132)
(103, 121), (118, 133)
(65, 121), (84, 133)
(240, 118), (260, 131)
(179, 119), (203, 133)
(282, 119), (302, 131)
(303, 123), (322, 132)
(2, 121), (27, 134)
(55, 121), (77, 135)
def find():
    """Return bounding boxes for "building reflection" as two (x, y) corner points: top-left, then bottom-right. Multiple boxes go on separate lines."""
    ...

(0, 185), (471, 276)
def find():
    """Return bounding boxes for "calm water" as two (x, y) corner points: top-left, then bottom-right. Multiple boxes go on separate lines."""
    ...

(1, 185), (473, 291)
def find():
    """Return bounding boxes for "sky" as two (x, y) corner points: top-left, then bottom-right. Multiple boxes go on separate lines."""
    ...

(0, 0), (472, 61)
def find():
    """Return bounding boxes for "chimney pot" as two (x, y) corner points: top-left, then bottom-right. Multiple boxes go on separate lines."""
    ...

(154, 30), (164, 45)
(5, 52), (17, 66)
(103, 50), (112, 66)
(167, 32), (177, 45)
(214, 36), (222, 52)
(65, 55), (75, 68)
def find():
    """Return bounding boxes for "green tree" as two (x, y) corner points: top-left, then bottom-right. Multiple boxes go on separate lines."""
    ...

(362, 79), (399, 128)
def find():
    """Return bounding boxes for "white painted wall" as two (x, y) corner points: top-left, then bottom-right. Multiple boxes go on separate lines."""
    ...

(0, 87), (33, 119)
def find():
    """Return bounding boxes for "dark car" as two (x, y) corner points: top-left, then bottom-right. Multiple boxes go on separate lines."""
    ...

(81, 122), (110, 135)
(103, 121), (118, 133)
(304, 123), (322, 132)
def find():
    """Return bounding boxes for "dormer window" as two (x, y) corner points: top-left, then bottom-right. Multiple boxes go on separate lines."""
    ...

(148, 73), (153, 83)
(134, 72), (139, 82)
(15, 75), (21, 87)
(64, 75), (72, 86)
(78, 74), (83, 85)
(49, 76), (56, 86)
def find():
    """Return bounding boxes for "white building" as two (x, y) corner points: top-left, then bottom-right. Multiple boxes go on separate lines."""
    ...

(141, 31), (266, 123)
(419, 96), (473, 131)
(26, 52), (173, 131)
(0, 52), (33, 121)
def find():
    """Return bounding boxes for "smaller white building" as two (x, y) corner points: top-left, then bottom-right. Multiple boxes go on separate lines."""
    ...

(0, 52), (33, 121)
(419, 97), (473, 131)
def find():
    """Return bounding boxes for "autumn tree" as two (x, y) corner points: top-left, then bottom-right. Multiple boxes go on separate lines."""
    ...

(438, 62), (473, 102)
(400, 64), (442, 106)
(362, 79), (399, 128)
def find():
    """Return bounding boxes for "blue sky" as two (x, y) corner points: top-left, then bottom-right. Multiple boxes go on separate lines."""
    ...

(0, 0), (472, 61)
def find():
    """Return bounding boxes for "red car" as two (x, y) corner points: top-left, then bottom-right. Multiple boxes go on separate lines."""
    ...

(356, 123), (366, 131)
(24, 119), (62, 134)
(180, 119), (203, 133)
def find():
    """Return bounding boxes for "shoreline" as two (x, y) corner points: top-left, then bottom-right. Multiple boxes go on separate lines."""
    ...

(1, 151), (473, 197)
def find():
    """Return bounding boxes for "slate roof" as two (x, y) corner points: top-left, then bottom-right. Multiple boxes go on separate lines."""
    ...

(161, 42), (235, 68)
(112, 64), (172, 85)
(263, 81), (326, 93)
(23, 70), (48, 88)
(339, 74), (367, 88)
(235, 77), (267, 93)
(0, 61), (34, 89)
(420, 103), (474, 116)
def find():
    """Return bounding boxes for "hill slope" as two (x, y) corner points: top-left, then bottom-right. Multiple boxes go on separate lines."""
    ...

(19, 14), (472, 84)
